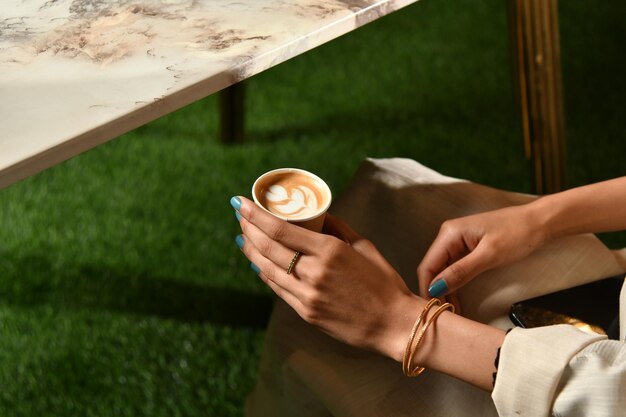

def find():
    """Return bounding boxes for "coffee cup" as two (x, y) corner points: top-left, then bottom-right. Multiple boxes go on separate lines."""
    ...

(252, 168), (332, 232)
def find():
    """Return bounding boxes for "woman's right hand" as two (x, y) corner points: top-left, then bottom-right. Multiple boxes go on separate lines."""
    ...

(417, 203), (547, 299)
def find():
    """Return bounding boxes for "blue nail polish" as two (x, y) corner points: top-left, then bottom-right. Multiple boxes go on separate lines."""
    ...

(235, 234), (244, 249)
(235, 211), (242, 222)
(250, 263), (261, 274)
(428, 279), (448, 297)
(230, 196), (242, 211)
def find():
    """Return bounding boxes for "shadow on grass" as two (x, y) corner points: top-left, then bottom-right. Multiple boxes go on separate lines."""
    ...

(0, 254), (274, 329)
(244, 91), (516, 147)
(247, 108), (411, 145)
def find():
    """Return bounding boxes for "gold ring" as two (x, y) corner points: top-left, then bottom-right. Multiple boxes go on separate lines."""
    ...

(286, 251), (300, 275)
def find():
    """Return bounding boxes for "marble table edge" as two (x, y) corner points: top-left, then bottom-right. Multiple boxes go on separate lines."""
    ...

(0, 0), (419, 190)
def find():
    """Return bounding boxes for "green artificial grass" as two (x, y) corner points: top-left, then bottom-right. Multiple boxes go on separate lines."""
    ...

(1, 0), (625, 415)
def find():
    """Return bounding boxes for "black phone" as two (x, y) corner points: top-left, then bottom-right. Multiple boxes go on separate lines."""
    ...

(509, 274), (624, 340)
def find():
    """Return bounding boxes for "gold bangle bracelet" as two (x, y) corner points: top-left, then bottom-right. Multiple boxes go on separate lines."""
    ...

(405, 302), (455, 377)
(402, 298), (441, 376)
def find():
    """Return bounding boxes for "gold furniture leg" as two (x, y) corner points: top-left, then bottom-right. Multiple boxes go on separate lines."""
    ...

(508, 0), (566, 194)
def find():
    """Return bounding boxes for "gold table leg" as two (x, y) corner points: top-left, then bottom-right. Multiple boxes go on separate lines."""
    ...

(508, 0), (566, 194)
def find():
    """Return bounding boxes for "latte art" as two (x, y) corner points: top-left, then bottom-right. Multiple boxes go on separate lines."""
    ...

(264, 184), (320, 218)
(254, 170), (330, 221)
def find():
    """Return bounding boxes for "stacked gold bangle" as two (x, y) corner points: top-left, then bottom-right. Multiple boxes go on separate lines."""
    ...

(402, 299), (455, 377)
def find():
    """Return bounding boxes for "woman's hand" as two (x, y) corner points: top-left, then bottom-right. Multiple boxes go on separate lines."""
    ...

(232, 196), (423, 362)
(418, 203), (546, 299)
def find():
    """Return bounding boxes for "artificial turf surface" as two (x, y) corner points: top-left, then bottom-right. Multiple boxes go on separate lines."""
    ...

(1, 0), (625, 415)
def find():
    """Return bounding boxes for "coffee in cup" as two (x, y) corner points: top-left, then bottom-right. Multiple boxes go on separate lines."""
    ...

(252, 168), (332, 232)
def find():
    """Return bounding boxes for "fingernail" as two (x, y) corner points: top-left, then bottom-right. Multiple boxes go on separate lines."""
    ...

(250, 263), (260, 274)
(428, 279), (448, 297)
(235, 234), (244, 249)
(235, 211), (242, 222)
(230, 196), (242, 211)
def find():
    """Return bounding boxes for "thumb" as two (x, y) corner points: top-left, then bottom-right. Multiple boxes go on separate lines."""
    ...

(322, 214), (362, 244)
(427, 247), (491, 297)
(323, 214), (392, 268)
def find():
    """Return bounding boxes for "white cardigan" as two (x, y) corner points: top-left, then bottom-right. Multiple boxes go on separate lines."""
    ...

(493, 281), (626, 416)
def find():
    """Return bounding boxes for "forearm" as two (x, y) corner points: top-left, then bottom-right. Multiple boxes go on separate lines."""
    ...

(530, 176), (626, 241)
(389, 295), (506, 391)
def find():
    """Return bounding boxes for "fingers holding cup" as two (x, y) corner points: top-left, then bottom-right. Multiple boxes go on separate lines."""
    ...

(236, 232), (307, 300)
(232, 167), (334, 317)
(238, 212), (308, 278)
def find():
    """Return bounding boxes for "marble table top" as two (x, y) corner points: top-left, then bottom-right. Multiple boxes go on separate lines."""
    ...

(0, 0), (418, 189)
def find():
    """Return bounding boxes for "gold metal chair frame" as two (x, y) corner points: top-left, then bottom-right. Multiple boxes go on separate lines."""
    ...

(508, 0), (565, 194)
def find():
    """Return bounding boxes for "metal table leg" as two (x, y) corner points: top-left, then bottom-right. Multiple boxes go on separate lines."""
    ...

(219, 82), (246, 143)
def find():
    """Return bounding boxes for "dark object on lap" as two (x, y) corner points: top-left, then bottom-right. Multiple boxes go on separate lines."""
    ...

(509, 274), (625, 340)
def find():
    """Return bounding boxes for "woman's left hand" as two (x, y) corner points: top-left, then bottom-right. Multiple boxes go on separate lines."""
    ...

(232, 196), (422, 362)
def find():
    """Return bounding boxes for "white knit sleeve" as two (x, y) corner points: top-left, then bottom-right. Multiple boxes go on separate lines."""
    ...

(491, 325), (624, 416)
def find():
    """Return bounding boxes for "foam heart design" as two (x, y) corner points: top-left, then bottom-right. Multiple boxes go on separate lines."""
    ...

(265, 184), (319, 218)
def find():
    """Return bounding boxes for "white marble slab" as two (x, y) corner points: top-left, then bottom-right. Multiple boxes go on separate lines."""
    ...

(0, 0), (418, 189)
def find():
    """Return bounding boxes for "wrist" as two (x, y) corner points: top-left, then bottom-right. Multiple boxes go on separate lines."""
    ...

(522, 197), (556, 246)
(402, 300), (506, 389)
(380, 294), (426, 363)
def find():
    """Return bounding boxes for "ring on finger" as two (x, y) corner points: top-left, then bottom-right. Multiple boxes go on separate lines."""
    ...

(286, 251), (301, 275)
